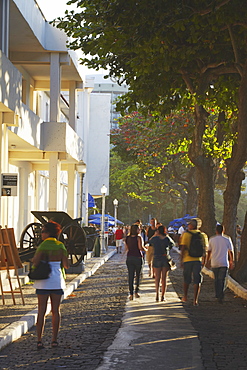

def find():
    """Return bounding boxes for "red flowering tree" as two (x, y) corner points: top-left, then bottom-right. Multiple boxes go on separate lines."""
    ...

(111, 110), (234, 217)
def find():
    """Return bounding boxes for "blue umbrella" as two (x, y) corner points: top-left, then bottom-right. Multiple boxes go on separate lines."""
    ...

(89, 214), (123, 224)
(89, 218), (115, 226)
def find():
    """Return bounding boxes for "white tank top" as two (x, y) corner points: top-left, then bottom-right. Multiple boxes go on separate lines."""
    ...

(33, 261), (65, 290)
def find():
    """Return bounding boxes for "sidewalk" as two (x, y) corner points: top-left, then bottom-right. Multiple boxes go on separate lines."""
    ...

(0, 247), (116, 350)
(0, 249), (204, 369)
(97, 263), (203, 370)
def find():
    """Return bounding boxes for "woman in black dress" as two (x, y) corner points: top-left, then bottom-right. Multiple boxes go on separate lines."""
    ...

(125, 224), (146, 300)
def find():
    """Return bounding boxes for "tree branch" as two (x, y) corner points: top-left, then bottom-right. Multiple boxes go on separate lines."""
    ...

(191, 0), (231, 16)
(180, 69), (195, 94)
(227, 24), (243, 76)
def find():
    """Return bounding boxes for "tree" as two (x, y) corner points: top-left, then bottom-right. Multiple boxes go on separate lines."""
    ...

(109, 151), (184, 224)
(55, 1), (247, 278)
(111, 110), (198, 215)
(112, 110), (234, 217)
(55, 0), (245, 238)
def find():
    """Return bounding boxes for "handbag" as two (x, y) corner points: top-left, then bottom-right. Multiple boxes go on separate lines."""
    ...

(168, 257), (177, 271)
(28, 255), (51, 280)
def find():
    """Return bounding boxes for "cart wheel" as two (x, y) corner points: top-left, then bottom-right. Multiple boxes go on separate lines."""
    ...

(19, 222), (43, 250)
(59, 223), (87, 267)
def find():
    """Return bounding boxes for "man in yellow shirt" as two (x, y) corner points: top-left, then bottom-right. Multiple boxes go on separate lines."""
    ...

(180, 218), (208, 306)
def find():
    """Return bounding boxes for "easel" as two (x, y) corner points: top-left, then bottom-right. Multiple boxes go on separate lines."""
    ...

(0, 227), (25, 305)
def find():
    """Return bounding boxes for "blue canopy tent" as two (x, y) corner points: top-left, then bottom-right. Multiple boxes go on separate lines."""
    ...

(89, 218), (115, 226)
(168, 215), (197, 230)
(88, 213), (124, 225)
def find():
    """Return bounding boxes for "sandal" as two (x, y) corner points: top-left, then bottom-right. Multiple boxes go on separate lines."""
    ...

(37, 341), (44, 350)
(51, 341), (59, 348)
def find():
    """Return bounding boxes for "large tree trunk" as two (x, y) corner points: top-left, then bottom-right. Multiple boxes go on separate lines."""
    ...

(231, 211), (247, 282)
(188, 105), (216, 237)
(223, 61), (247, 244)
(196, 159), (216, 237)
(223, 167), (245, 245)
(185, 167), (198, 216)
(223, 61), (247, 275)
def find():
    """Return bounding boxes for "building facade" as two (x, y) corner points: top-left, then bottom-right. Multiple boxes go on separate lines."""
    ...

(0, 0), (110, 241)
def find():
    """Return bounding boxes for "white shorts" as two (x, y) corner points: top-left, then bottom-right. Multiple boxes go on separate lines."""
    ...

(116, 239), (123, 248)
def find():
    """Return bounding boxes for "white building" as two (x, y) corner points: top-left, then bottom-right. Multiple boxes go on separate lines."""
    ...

(0, 0), (110, 241)
(87, 74), (128, 129)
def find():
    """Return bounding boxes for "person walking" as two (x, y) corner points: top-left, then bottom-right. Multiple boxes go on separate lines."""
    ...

(178, 223), (186, 249)
(206, 224), (234, 303)
(124, 224), (146, 300)
(146, 218), (157, 277)
(32, 221), (69, 349)
(114, 225), (124, 253)
(180, 218), (208, 306)
(149, 225), (175, 302)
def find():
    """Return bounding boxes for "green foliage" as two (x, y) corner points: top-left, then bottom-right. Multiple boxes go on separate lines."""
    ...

(109, 151), (183, 224)
(55, 0), (247, 233)
(111, 110), (234, 172)
(54, 0), (247, 114)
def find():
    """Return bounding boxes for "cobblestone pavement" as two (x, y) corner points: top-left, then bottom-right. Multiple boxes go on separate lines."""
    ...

(1, 250), (247, 369)
(0, 253), (128, 369)
(169, 250), (247, 370)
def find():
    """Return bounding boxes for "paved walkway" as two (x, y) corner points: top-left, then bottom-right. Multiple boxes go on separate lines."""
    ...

(2, 248), (247, 369)
(0, 248), (117, 349)
(0, 249), (203, 369)
(97, 265), (202, 370)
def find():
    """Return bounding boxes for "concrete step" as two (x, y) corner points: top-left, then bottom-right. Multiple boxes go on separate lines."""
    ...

(0, 263), (29, 291)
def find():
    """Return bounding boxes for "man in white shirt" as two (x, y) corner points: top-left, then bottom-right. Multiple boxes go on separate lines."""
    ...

(178, 224), (186, 236)
(206, 224), (234, 303)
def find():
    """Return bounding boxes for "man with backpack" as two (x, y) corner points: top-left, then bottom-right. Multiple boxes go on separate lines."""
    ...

(180, 218), (208, 306)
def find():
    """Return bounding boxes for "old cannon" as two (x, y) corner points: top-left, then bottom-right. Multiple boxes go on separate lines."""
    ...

(19, 211), (99, 267)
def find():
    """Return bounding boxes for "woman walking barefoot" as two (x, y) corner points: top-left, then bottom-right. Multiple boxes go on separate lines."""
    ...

(149, 225), (175, 302)
(32, 221), (69, 349)
(125, 224), (146, 300)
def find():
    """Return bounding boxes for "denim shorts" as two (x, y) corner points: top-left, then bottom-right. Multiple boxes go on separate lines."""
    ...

(36, 289), (64, 295)
(153, 257), (170, 269)
(183, 261), (202, 285)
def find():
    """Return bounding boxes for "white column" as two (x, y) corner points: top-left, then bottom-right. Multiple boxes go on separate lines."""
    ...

(0, 0), (9, 58)
(1, 123), (8, 226)
(67, 164), (75, 218)
(48, 153), (61, 211)
(80, 87), (93, 224)
(69, 81), (76, 130)
(19, 162), (32, 234)
(50, 53), (61, 122)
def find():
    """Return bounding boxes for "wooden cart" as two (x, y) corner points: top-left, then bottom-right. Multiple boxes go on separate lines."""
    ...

(19, 211), (89, 267)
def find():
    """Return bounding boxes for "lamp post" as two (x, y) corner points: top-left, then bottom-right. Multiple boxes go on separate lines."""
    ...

(113, 199), (118, 228)
(100, 184), (107, 253)
(77, 162), (87, 225)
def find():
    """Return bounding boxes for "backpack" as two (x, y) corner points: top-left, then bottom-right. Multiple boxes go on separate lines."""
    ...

(187, 231), (204, 257)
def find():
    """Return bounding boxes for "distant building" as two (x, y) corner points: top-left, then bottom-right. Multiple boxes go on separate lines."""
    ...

(87, 74), (128, 129)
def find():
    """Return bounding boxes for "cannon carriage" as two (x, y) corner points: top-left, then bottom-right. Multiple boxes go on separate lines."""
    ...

(19, 211), (99, 267)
